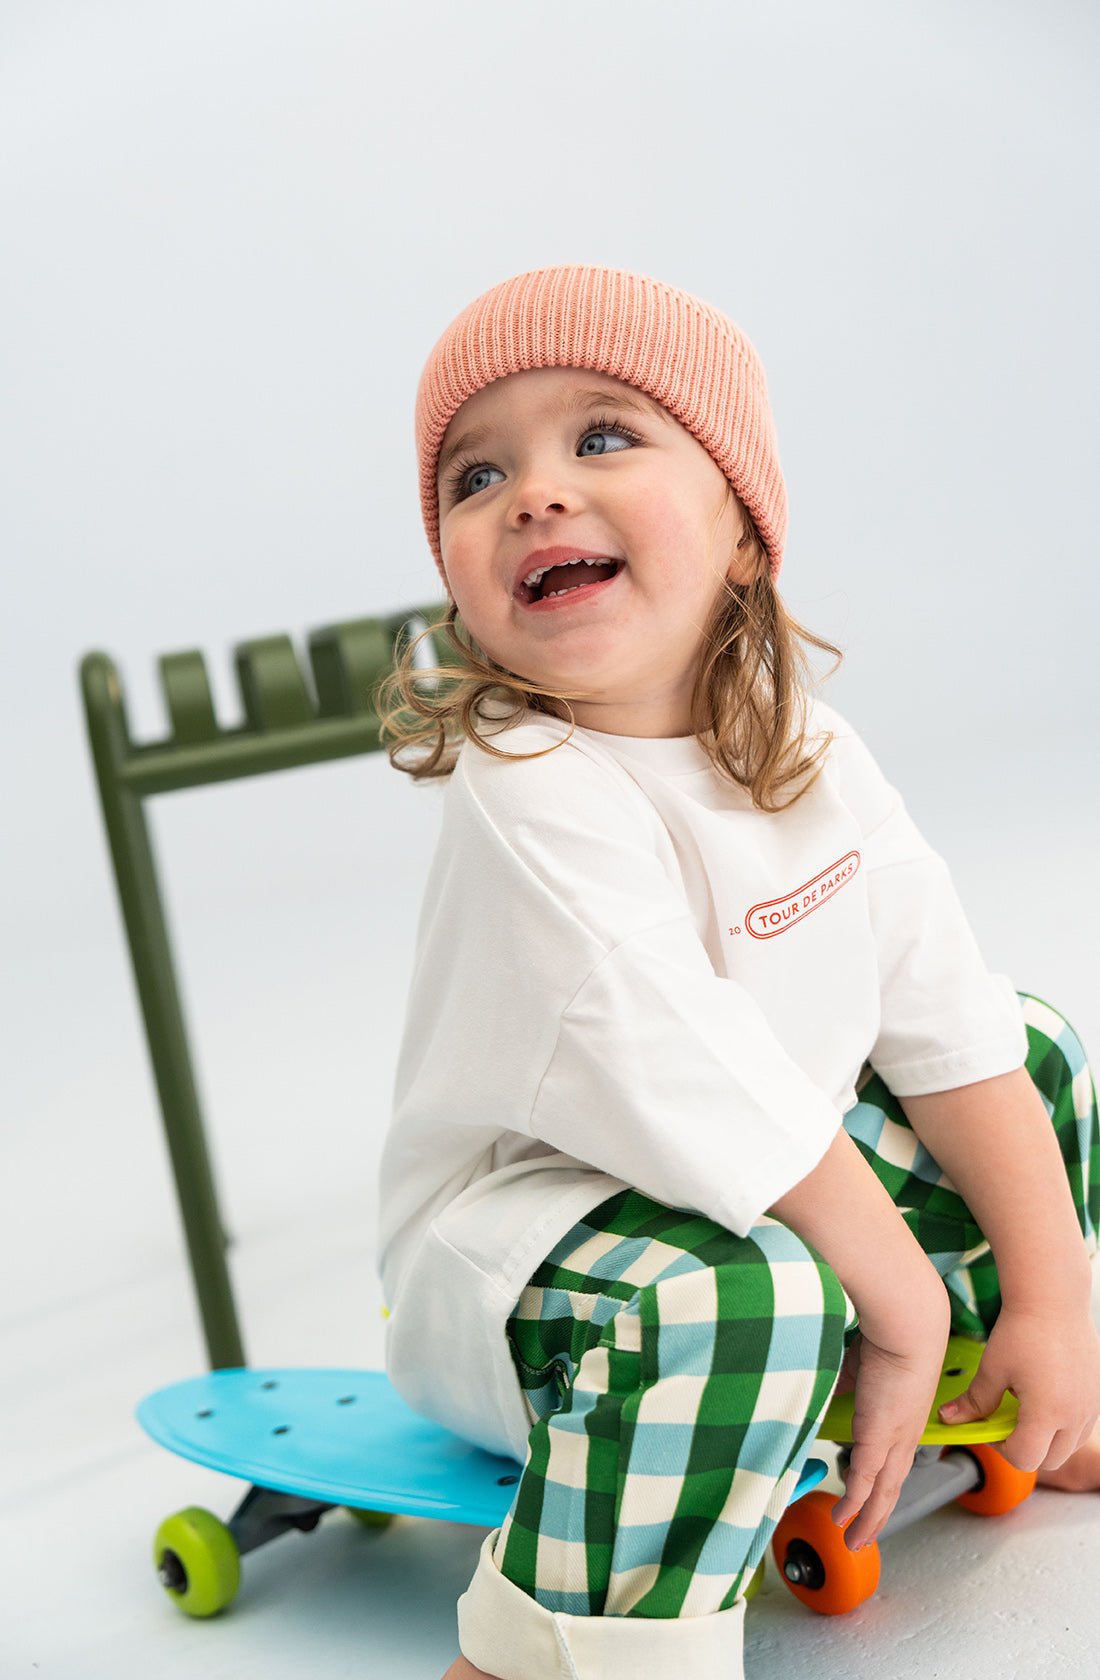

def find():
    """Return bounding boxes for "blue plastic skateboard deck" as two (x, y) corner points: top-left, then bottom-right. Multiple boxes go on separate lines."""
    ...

(140, 1365), (830, 1523)
(138, 1365), (830, 1616)
(138, 1367), (528, 1526)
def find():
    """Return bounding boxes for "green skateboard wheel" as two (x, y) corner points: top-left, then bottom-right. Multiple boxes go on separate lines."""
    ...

(744, 1559), (767, 1601)
(346, 1505), (395, 1529)
(154, 1506), (241, 1617)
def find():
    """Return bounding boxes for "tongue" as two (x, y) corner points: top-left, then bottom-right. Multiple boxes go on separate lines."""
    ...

(540, 559), (615, 597)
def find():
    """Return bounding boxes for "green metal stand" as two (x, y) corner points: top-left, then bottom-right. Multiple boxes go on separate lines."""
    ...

(80, 605), (448, 1369)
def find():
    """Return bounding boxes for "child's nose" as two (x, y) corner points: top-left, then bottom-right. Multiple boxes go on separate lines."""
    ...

(508, 461), (576, 524)
(516, 499), (566, 523)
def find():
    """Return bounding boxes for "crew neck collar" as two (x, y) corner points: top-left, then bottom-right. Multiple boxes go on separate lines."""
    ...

(486, 704), (714, 773)
(572, 722), (712, 774)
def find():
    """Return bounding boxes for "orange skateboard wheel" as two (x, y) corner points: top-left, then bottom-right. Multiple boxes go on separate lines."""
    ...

(948, 1443), (1037, 1515)
(771, 1490), (881, 1615)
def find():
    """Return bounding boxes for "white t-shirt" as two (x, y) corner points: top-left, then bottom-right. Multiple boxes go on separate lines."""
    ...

(377, 698), (1027, 1461)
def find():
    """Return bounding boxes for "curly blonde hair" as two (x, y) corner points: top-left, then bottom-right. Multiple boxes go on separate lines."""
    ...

(377, 494), (843, 812)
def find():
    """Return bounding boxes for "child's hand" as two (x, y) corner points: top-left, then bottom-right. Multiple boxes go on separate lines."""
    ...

(937, 1306), (1100, 1473)
(829, 1286), (950, 1552)
(767, 1124), (952, 1551)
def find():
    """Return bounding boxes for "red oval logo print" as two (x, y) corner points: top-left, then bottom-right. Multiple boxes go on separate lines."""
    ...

(744, 851), (861, 939)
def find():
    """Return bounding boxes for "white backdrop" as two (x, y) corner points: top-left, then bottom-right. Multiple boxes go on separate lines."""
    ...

(3, 0), (1098, 1341)
(3, 10), (1100, 1674)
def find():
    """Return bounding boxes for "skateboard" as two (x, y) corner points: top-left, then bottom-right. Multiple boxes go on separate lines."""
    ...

(770, 1335), (1038, 1615)
(138, 1364), (831, 1616)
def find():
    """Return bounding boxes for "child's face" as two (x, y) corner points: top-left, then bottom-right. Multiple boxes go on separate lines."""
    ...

(436, 365), (756, 737)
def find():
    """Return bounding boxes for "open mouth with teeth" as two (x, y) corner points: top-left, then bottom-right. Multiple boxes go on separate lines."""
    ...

(517, 557), (622, 605)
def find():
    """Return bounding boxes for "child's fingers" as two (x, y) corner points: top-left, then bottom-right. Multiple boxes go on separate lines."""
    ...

(941, 1336), (1099, 1472)
(997, 1418), (1052, 1474)
(981, 1396), (1095, 1474)
(944, 1310), (1100, 1474)
(827, 1331), (948, 1548)
(830, 1441), (910, 1549)
(1034, 1423), (1086, 1473)
(943, 1377), (1052, 1473)
(937, 1370), (1003, 1428)
(833, 1474), (903, 1550)
(1000, 1398), (1089, 1474)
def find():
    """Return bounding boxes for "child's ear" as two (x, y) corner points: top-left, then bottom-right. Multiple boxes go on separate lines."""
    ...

(727, 534), (761, 588)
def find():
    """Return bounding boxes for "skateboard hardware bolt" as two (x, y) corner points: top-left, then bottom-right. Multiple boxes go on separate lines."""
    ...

(497, 1475), (519, 1486)
(157, 1548), (188, 1594)
(273, 1425), (290, 1435)
(197, 1409), (213, 1418)
(336, 1395), (356, 1405)
(782, 1539), (826, 1590)
(262, 1381), (278, 1390)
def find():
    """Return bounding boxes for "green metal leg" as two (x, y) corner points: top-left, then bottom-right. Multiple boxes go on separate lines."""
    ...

(81, 653), (245, 1368)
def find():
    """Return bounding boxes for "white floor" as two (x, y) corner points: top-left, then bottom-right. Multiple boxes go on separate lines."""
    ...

(5, 740), (1100, 1678)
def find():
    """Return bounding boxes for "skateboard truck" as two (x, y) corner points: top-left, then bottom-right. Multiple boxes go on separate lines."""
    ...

(226, 1485), (334, 1551)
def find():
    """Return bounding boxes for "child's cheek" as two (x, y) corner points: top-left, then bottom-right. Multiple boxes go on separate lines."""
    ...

(438, 530), (472, 602)
(442, 545), (500, 653)
(623, 494), (691, 576)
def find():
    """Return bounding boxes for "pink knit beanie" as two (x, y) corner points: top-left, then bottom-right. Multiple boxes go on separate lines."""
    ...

(415, 264), (787, 583)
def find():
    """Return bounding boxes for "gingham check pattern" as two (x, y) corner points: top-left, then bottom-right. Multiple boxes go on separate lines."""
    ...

(495, 991), (1098, 1618)
(844, 992), (1099, 1337)
(497, 1195), (850, 1617)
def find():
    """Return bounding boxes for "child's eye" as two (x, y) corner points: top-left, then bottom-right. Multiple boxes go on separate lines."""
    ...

(577, 417), (642, 456)
(443, 459), (505, 503)
(443, 415), (641, 504)
(464, 464), (504, 498)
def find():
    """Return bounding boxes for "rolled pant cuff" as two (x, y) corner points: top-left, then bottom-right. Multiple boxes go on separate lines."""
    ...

(456, 1529), (746, 1680)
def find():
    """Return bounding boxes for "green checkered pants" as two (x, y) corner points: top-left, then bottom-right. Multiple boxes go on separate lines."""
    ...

(494, 991), (1098, 1619)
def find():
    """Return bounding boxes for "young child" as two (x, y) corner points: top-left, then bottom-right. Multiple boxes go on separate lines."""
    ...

(376, 264), (1100, 1680)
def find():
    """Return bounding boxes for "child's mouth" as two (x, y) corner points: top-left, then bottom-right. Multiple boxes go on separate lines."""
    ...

(517, 558), (622, 608)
